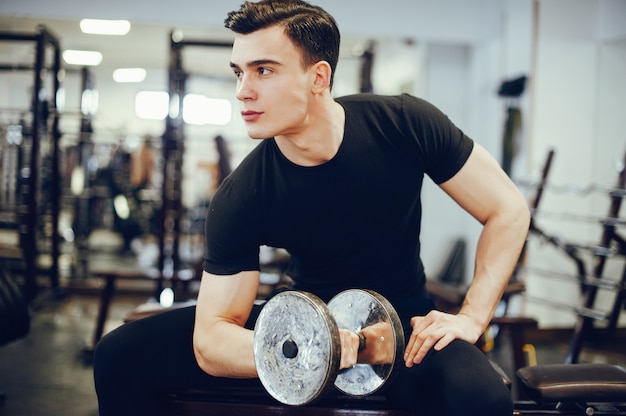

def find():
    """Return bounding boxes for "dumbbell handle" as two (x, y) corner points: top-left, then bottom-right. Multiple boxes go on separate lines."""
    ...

(357, 332), (367, 352)
(283, 331), (366, 361)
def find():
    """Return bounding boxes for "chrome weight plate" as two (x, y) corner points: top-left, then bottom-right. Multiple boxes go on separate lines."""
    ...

(328, 289), (404, 397)
(253, 291), (341, 406)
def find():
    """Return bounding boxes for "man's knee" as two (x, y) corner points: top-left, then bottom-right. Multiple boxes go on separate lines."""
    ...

(93, 324), (138, 390)
(440, 341), (513, 415)
(385, 340), (513, 415)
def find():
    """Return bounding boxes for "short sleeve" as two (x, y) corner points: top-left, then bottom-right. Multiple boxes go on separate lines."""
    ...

(202, 177), (261, 275)
(400, 94), (474, 184)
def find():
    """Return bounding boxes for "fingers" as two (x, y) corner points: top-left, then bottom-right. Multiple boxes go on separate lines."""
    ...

(338, 329), (360, 370)
(404, 315), (433, 367)
(403, 311), (459, 368)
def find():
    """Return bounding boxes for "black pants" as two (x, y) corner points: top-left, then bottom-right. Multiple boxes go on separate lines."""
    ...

(93, 305), (513, 415)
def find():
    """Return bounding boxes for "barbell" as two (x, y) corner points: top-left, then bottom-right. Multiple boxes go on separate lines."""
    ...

(253, 289), (404, 405)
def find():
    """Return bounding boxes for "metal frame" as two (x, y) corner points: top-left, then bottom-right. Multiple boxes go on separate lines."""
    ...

(158, 31), (231, 280)
(0, 26), (63, 300)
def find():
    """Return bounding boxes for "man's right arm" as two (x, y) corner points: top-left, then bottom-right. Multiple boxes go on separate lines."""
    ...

(192, 270), (260, 378)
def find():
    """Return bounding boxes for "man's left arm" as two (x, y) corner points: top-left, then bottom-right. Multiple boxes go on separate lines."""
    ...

(404, 142), (530, 367)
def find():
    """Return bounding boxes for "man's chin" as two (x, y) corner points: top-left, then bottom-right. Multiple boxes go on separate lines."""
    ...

(246, 130), (272, 140)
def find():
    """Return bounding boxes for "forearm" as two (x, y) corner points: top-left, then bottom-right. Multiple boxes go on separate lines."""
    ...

(193, 320), (257, 378)
(459, 202), (529, 332)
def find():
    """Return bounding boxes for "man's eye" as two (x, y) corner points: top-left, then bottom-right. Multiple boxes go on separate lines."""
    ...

(233, 70), (242, 78)
(258, 67), (271, 75)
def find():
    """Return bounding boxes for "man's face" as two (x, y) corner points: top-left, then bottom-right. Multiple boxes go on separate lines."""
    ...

(230, 25), (315, 139)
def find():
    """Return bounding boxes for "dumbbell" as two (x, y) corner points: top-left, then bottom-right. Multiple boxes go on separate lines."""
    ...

(253, 289), (404, 406)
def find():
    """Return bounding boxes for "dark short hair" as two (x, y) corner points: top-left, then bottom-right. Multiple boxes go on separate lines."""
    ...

(225, 0), (340, 88)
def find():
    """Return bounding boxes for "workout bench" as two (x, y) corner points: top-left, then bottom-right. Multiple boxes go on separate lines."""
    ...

(515, 363), (626, 415)
(160, 388), (416, 416)
(157, 365), (626, 416)
(156, 364), (626, 416)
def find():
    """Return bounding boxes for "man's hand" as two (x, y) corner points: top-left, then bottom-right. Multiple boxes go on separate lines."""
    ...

(403, 311), (483, 368)
(357, 322), (396, 365)
(338, 322), (397, 370)
(338, 329), (360, 369)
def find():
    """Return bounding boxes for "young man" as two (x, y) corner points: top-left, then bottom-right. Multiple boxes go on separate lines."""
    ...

(94, 1), (530, 415)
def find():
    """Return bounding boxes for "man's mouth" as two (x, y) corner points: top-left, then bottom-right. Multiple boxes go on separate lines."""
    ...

(241, 110), (262, 122)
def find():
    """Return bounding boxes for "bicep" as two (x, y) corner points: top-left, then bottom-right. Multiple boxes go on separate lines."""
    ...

(439, 142), (526, 224)
(195, 270), (260, 330)
(192, 270), (261, 377)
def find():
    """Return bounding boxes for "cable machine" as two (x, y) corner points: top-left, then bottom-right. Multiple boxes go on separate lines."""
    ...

(157, 31), (232, 286)
(0, 26), (63, 300)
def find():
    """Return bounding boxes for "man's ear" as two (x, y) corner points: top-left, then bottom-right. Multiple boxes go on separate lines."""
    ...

(311, 61), (332, 93)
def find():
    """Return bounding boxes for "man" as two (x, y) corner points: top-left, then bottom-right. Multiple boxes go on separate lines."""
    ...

(94, 1), (530, 415)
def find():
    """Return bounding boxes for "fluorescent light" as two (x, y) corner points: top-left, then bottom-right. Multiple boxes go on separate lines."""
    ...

(169, 93), (180, 119)
(113, 68), (146, 83)
(113, 195), (130, 219)
(70, 166), (85, 196)
(135, 92), (233, 124)
(183, 95), (232, 125)
(135, 91), (169, 120)
(81, 89), (99, 115)
(159, 287), (174, 307)
(63, 49), (103, 66)
(56, 87), (66, 112)
(80, 19), (131, 35)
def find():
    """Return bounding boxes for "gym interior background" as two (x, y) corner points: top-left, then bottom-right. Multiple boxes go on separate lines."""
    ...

(0, 0), (625, 415)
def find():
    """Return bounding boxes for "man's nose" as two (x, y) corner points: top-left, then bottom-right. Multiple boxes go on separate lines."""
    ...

(236, 75), (255, 101)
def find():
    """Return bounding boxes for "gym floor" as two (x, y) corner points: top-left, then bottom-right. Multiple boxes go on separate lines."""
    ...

(0, 250), (625, 416)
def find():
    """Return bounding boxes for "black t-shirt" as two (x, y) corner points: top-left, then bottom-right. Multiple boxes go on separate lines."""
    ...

(203, 93), (473, 322)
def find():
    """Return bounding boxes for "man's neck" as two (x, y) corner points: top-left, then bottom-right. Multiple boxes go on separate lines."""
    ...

(274, 97), (345, 167)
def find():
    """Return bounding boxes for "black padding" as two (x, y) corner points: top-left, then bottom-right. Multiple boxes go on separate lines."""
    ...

(0, 266), (30, 347)
(517, 364), (626, 403)
(490, 360), (512, 389)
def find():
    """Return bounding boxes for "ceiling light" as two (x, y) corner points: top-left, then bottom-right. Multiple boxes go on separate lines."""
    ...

(80, 19), (131, 35)
(62, 50), (103, 66)
(135, 91), (169, 120)
(113, 68), (147, 83)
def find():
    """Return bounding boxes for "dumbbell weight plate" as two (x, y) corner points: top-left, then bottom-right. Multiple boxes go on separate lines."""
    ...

(253, 290), (341, 406)
(328, 289), (404, 397)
